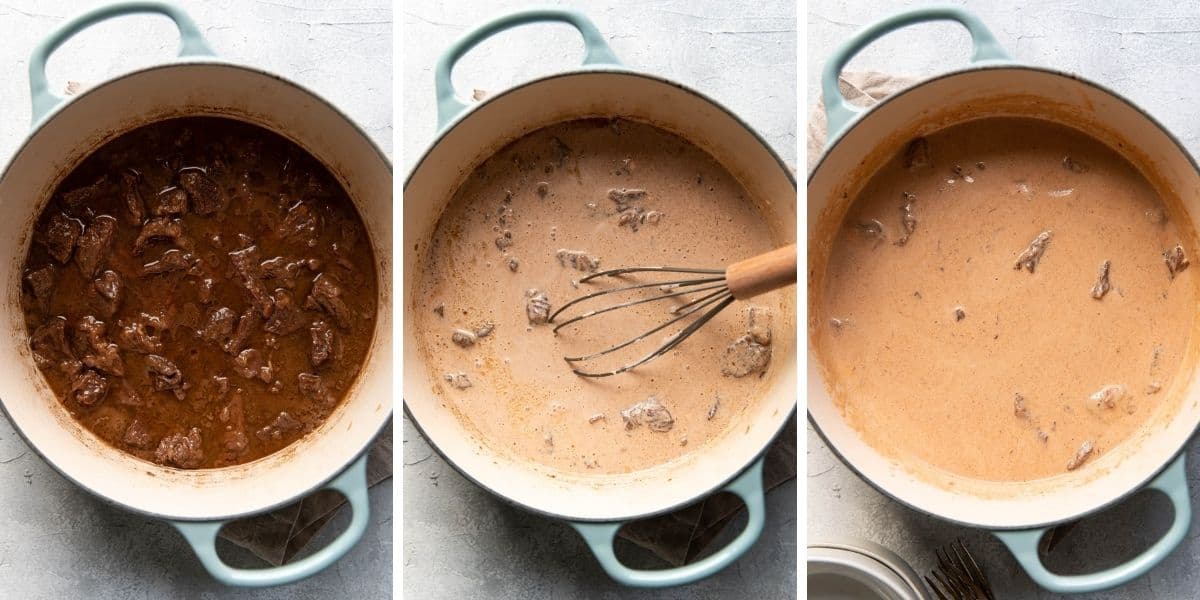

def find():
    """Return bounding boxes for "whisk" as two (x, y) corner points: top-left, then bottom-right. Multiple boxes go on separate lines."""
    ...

(549, 244), (796, 377)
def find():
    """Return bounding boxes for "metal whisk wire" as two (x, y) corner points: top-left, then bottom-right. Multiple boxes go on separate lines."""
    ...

(549, 244), (797, 378)
(548, 266), (733, 378)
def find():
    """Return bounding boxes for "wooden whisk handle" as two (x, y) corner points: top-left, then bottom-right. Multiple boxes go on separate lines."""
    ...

(725, 244), (797, 300)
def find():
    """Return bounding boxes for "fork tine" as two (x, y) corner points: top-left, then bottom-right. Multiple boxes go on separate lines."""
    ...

(924, 575), (951, 600)
(932, 568), (963, 597)
(955, 540), (995, 600)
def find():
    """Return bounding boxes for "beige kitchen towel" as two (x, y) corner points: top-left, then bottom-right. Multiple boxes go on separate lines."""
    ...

(807, 72), (918, 170)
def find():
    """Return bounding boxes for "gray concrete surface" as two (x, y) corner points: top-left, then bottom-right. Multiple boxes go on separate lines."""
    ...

(808, 1), (1200, 598)
(0, 1), (391, 598)
(402, 1), (796, 599)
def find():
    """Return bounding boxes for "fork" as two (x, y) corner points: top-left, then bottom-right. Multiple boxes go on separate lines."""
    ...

(924, 539), (996, 600)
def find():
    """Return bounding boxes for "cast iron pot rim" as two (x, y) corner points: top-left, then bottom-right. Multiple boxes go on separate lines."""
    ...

(807, 61), (1200, 531)
(0, 57), (394, 523)
(403, 67), (798, 523)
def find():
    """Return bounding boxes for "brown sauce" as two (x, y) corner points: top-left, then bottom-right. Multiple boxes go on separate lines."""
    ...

(815, 117), (1198, 481)
(21, 117), (377, 469)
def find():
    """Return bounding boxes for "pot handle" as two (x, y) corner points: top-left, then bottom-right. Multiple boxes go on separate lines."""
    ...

(568, 457), (765, 588)
(28, 1), (214, 125)
(820, 6), (1010, 143)
(169, 454), (370, 588)
(994, 453), (1191, 594)
(434, 7), (622, 130)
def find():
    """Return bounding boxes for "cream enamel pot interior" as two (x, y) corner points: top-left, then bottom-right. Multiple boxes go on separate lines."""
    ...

(403, 8), (795, 588)
(808, 7), (1199, 595)
(0, 2), (392, 587)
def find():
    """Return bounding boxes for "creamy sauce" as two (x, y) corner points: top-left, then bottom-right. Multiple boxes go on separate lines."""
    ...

(816, 117), (1197, 482)
(414, 118), (788, 474)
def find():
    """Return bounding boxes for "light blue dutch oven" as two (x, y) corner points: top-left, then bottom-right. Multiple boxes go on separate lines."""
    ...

(808, 6), (1200, 595)
(403, 8), (797, 588)
(0, 1), (392, 587)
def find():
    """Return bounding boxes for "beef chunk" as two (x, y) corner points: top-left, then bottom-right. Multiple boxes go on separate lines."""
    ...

(24, 265), (55, 304)
(139, 249), (194, 277)
(75, 215), (117, 278)
(261, 256), (303, 288)
(281, 201), (320, 244)
(721, 334), (771, 377)
(61, 176), (109, 212)
(229, 245), (274, 317)
(70, 369), (108, 407)
(93, 270), (123, 316)
(556, 249), (600, 272)
(451, 329), (476, 347)
(607, 188), (647, 210)
(197, 306), (238, 347)
(310, 320), (339, 368)
(120, 169), (146, 224)
(255, 411), (302, 441)
(305, 275), (351, 329)
(178, 170), (226, 215)
(197, 277), (216, 304)
(42, 213), (82, 264)
(152, 187), (189, 216)
(620, 396), (674, 432)
(233, 348), (273, 382)
(297, 372), (333, 405)
(443, 372), (471, 389)
(133, 217), (190, 255)
(154, 427), (203, 468)
(76, 316), (123, 376)
(525, 289), (551, 324)
(117, 313), (168, 354)
(264, 289), (305, 335)
(224, 308), (260, 355)
(122, 419), (153, 449)
(30, 316), (72, 370)
(146, 354), (185, 399)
